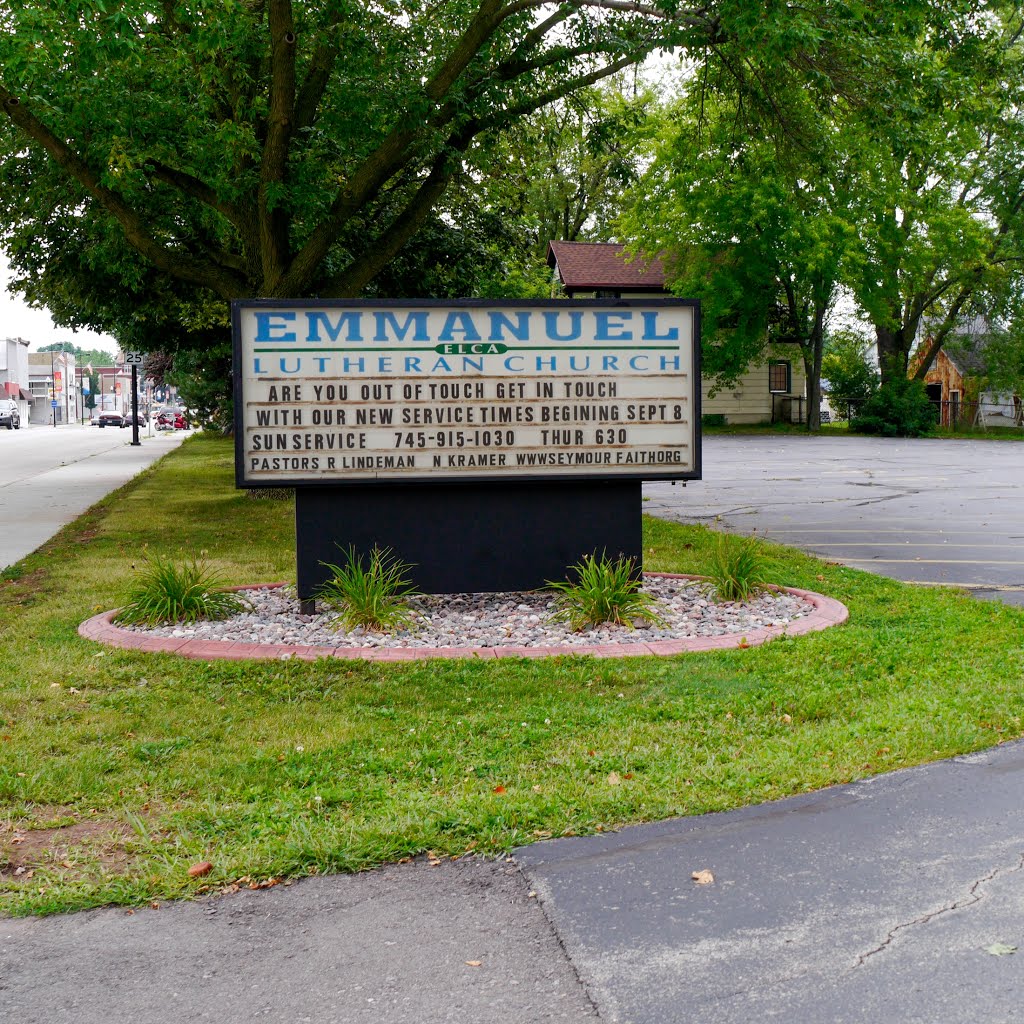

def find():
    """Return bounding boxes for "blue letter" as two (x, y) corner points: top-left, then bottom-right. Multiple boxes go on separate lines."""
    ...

(594, 312), (633, 341)
(543, 312), (582, 341)
(306, 311), (363, 342)
(488, 311), (530, 341)
(438, 312), (481, 342)
(255, 312), (296, 342)
(642, 312), (679, 340)
(374, 311), (429, 341)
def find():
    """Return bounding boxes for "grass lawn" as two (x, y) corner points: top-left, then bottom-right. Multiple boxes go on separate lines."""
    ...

(2, 434), (1023, 916)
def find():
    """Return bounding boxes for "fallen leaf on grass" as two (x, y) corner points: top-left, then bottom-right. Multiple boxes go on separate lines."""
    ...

(188, 861), (214, 878)
(607, 772), (621, 786)
(492, 785), (506, 794)
(985, 943), (1017, 956)
(691, 870), (715, 885)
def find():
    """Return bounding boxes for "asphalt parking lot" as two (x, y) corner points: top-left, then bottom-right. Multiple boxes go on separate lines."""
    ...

(644, 434), (1024, 605)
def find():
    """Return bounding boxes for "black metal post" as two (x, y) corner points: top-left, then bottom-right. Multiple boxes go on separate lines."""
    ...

(130, 364), (141, 446)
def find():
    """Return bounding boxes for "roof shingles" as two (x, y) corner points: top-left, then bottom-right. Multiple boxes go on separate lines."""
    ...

(547, 241), (667, 292)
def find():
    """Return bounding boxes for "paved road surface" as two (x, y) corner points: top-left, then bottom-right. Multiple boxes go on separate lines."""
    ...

(645, 434), (1024, 604)
(0, 424), (187, 570)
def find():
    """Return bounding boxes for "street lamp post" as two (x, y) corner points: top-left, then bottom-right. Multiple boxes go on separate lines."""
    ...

(49, 350), (56, 428)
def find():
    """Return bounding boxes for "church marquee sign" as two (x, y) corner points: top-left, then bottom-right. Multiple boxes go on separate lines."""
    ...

(232, 298), (700, 488)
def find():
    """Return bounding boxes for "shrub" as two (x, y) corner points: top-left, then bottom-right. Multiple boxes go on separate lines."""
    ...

(851, 377), (937, 437)
(115, 553), (250, 626)
(547, 552), (666, 631)
(705, 534), (775, 603)
(317, 545), (420, 632)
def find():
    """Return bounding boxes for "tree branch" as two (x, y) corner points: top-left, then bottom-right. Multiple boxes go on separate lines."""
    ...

(0, 88), (248, 298)
(259, 0), (298, 288)
(146, 161), (252, 242)
(478, 54), (641, 131)
(320, 133), (475, 298)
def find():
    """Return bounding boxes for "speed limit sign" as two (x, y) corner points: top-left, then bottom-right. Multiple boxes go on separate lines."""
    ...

(124, 350), (144, 366)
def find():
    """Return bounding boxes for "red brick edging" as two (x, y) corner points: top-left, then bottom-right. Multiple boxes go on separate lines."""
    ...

(78, 575), (848, 662)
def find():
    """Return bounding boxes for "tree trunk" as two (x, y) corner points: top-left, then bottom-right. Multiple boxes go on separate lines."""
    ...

(875, 324), (909, 383)
(804, 304), (827, 431)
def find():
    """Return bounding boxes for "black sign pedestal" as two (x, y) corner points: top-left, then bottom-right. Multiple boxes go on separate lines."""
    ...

(295, 480), (641, 609)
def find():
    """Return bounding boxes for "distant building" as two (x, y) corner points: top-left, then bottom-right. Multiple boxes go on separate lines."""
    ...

(0, 338), (33, 426)
(546, 241), (807, 425)
(27, 351), (80, 424)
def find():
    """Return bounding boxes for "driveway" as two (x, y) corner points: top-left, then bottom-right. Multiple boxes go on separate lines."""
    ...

(644, 434), (1024, 604)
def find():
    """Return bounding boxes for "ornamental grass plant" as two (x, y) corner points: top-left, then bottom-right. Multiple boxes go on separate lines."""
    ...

(114, 551), (250, 626)
(547, 551), (666, 630)
(317, 544), (420, 632)
(705, 533), (775, 603)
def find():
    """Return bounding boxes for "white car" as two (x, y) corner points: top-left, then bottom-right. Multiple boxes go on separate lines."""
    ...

(0, 399), (22, 430)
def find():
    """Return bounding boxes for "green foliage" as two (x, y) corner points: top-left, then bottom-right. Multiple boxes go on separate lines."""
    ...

(36, 342), (115, 366)
(821, 329), (880, 407)
(317, 546), (421, 633)
(621, 80), (854, 404)
(167, 340), (233, 431)
(704, 534), (775, 603)
(851, 376), (937, 437)
(547, 552), (666, 631)
(114, 552), (250, 626)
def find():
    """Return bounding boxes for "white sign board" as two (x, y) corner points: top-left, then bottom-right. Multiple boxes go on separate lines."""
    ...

(232, 300), (700, 487)
(124, 351), (145, 366)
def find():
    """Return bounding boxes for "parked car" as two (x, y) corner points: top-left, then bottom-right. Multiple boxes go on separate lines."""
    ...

(121, 411), (147, 428)
(0, 399), (20, 430)
(93, 409), (125, 428)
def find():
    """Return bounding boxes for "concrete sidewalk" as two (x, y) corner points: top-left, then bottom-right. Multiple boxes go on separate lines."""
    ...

(0, 426), (187, 569)
(5, 741), (1024, 1023)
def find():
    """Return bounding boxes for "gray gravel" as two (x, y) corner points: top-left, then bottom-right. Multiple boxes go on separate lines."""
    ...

(121, 576), (813, 649)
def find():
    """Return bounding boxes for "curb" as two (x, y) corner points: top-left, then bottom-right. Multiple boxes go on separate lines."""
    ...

(78, 575), (849, 662)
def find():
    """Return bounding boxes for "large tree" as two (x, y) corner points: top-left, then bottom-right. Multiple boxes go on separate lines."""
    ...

(842, 3), (1024, 382)
(0, 1), (957, 340)
(0, 1), (703, 310)
(624, 85), (857, 428)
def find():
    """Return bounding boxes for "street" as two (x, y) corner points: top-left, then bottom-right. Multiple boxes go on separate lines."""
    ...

(0, 423), (188, 569)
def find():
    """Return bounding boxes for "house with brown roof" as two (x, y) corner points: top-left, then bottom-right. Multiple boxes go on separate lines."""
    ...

(547, 241), (807, 424)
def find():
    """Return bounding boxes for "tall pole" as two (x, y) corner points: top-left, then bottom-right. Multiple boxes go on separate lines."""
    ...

(50, 349), (56, 428)
(130, 363), (141, 446)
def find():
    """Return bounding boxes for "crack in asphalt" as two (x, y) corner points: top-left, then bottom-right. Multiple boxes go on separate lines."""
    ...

(853, 853), (1024, 967)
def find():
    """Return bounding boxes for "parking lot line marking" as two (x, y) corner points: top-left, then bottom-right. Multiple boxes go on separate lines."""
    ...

(794, 542), (1024, 549)
(908, 582), (1024, 591)
(839, 558), (1024, 565)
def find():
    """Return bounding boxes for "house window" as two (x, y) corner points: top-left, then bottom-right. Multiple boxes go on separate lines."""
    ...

(768, 361), (791, 394)
(594, 289), (621, 299)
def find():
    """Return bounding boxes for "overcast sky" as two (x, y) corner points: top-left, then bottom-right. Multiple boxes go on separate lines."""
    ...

(0, 252), (118, 354)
